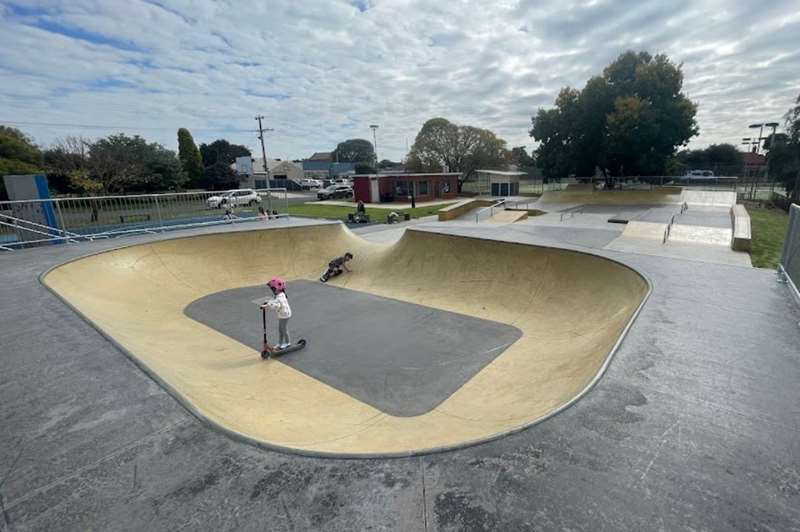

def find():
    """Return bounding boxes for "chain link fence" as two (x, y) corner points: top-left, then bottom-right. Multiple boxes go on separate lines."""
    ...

(779, 203), (800, 306)
(0, 188), (288, 250)
(463, 174), (785, 201)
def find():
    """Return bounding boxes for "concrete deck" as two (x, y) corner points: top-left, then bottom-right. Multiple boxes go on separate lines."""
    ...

(1, 218), (799, 530)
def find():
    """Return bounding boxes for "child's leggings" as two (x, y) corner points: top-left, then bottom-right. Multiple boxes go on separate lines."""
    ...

(278, 318), (290, 345)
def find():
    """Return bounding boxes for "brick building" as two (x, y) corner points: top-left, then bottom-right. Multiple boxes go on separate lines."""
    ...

(353, 173), (460, 203)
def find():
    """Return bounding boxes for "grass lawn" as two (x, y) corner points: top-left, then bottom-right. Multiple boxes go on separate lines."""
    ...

(287, 202), (454, 222)
(748, 205), (789, 269)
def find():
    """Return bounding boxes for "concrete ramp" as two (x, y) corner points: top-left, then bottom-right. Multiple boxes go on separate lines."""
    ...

(42, 223), (648, 456)
(731, 204), (752, 252)
(539, 187), (683, 206)
(681, 190), (736, 208)
(668, 224), (732, 246)
(487, 210), (528, 224)
(622, 221), (668, 240)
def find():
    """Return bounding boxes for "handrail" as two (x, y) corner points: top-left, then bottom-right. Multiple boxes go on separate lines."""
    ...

(0, 219), (80, 243)
(0, 212), (82, 239)
(663, 214), (676, 244)
(559, 206), (583, 222)
(475, 199), (506, 223)
(0, 212), (290, 250)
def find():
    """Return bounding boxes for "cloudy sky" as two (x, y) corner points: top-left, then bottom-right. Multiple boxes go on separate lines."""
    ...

(1, 0), (799, 161)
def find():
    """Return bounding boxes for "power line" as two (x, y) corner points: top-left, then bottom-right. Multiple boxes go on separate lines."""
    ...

(0, 119), (257, 133)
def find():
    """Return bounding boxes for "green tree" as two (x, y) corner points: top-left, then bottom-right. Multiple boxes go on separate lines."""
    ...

(763, 133), (789, 151)
(673, 143), (743, 176)
(0, 126), (43, 199)
(509, 146), (535, 174)
(354, 162), (376, 174)
(43, 136), (89, 194)
(177, 128), (203, 187)
(142, 143), (187, 192)
(766, 94), (800, 201)
(334, 139), (375, 163)
(530, 50), (698, 179)
(199, 139), (251, 190)
(787, 95), (800, 143)
(199, 139), (251, 167)
(78, 134), (186, 194)
(406, 118), (508, 187)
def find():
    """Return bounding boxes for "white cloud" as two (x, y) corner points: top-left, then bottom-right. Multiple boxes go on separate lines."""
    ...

(1, 0), (798, 160)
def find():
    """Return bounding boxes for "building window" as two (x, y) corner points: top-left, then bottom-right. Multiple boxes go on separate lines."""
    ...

(395, 180), (410, 196)
(417, 180), (429, 195)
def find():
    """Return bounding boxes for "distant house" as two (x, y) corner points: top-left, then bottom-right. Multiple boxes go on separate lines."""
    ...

(742, 152), (767, 178)
(237, 158), (304, 189)
(302, 151), (357, 178)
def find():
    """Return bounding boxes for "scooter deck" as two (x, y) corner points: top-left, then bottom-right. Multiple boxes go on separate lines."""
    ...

(261, 339), (307, 359)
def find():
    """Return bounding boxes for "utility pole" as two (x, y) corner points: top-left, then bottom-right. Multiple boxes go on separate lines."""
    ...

(255, 116), (274, 183)
(255, 116), (275, 211)
(370, 124), (379, 168)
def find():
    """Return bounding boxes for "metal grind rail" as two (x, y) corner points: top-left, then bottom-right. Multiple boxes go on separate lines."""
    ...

(474, 199), (506, 223)
(559, 207), (584, 222)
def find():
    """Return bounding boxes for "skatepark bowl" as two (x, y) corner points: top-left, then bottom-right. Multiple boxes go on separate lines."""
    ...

(42, 223), (649, 456)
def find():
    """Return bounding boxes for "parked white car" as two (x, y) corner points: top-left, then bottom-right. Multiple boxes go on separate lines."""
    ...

(206, 189), (262, 208)
(685, 170), (714, 179)
(300, 178), (323, 190)
(317, 184), (354, 200)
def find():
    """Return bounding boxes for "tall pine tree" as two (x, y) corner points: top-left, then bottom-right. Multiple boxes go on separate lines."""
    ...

(177, 128), (203, 187)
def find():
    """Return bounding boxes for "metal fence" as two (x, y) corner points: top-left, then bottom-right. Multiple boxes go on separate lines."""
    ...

(464, 175), (785, 201)
(0, 188), (289, 250)
(779, 203), (800, 306)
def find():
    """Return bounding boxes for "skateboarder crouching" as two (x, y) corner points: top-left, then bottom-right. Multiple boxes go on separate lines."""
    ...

(261, 277), (292, 349)
(320, 252), (353, 282)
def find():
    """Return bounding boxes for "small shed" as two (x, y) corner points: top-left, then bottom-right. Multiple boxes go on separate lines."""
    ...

(352, 173), (460, 204)
(473, 170), (525, 196)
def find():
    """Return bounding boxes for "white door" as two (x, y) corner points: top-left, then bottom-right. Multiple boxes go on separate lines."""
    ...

(369, 177), (379, 203)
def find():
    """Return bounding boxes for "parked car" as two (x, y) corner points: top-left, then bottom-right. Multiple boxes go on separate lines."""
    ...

(685, 170), (715, 179)
(300, 178), (323, 190)
(207, 189), (261, 208)
(317, 185), (353, 200)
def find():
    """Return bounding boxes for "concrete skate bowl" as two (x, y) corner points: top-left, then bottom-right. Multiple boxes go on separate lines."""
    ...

(42, 223), (649, 457)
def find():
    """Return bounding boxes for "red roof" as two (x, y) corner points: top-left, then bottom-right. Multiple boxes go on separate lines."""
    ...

(742, 152), (766, 166)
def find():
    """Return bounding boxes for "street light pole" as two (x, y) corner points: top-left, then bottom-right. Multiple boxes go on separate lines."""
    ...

(748, 123), (765, 154)
(369, 124), (379, 169)
(764, 122), (780, 148)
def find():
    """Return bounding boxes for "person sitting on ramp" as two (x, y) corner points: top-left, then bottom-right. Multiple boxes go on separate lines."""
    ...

(260, 277), (292, 350)
(320, 252), (353, 282)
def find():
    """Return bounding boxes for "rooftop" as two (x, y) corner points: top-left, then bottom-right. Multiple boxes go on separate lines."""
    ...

(475, 169), (527, 176)
(352, 172), (462, 177)
(307, 151), (333, 162)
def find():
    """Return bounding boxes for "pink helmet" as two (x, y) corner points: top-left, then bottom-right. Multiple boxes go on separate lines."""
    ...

(267, 277), (286, 293)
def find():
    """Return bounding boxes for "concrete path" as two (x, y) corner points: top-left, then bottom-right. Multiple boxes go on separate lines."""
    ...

(1, 219), (798, 530)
